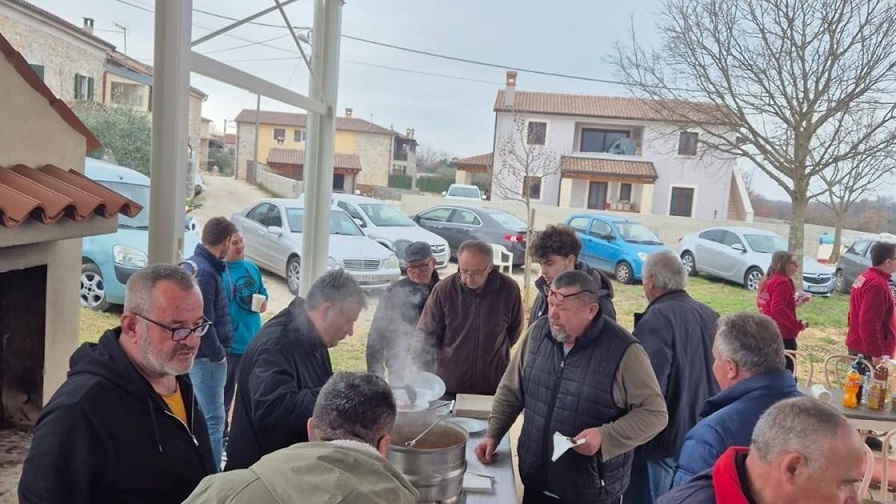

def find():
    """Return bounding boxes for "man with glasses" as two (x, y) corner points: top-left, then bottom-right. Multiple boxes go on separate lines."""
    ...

(416, 239), (523, 396)
(846, 241), (896, 365)
(367, 241), (440, 386)
(476, 270), (667, 504)
(19, 264), (216, 504)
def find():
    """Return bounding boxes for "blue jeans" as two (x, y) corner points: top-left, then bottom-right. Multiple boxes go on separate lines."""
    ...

(190, 357), (227, 470)
(623, 456), (676, 504)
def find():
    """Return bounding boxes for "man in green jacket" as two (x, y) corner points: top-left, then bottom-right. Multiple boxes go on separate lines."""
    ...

(183, 372), (418, 504)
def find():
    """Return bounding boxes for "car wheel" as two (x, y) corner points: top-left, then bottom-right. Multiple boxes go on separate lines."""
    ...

(615, 261), (634, 284)
(834, 270), (849, 294)
(286, 256), (301, 295)
(680, 251), (697, 276)
(80, 263), (110, 311)
(744, 267), (763, 291)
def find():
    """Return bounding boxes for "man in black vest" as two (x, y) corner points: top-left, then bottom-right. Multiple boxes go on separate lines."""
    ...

(476, 270), (668, 503)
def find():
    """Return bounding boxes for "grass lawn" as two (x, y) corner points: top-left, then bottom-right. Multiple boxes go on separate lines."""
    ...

(78, 274), (850, 383)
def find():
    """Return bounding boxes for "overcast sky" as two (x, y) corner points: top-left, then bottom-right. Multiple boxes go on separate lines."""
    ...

(35, 0), (801, 199)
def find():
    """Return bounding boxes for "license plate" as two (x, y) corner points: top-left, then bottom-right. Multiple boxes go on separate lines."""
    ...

(354, 275), (379, 283)
(808, 285), (828, 293)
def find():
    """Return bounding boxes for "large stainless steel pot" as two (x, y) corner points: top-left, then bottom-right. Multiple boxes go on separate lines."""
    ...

(389, 417), (468, 502)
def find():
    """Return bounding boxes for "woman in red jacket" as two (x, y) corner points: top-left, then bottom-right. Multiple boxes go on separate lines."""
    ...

(756, 251), (807, 371)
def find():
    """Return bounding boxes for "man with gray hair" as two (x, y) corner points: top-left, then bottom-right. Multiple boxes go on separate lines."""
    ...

(659, 396), (865, 503)
(625, 250), (720, 504)
(20, 264), (216, 504)
(225, 269), (367, 470)
(476, 270), (668, 503)
(671, 312), (800, 487)
(416, 239), (522, 396)
(184, 372), (419, 504)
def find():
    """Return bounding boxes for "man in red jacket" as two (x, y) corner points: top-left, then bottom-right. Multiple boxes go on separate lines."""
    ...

(846, 241), (896, 365)
(658, 396), (864, 504)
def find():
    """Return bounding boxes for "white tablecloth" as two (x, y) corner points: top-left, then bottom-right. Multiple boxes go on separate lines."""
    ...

(464, 434), (518, 503)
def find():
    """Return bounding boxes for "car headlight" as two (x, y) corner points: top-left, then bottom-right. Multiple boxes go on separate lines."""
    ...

(327, 257), (341, 270)
(637, 252), (649, 261)
(113, 245), (148, 268)
(384, 254), (399, 269)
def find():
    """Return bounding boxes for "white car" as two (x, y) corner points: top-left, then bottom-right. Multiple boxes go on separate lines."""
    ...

(231, 198), (401, 294)
(442, 183), (486, 201)
(326, 194), (450, 269)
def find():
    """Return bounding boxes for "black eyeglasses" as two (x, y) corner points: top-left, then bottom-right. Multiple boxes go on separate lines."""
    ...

(134, 313), (212, 342)
(543, 285), (594, 302)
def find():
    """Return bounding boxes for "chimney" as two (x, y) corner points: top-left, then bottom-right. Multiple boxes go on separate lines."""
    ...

(82, 17), (95, 35)
(345, 107), (353, 118)
(503, 70), (517, 108)
(409, 128), (415, 139)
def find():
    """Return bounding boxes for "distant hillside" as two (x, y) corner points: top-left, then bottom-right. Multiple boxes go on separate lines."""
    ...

(750, 193), (895, 233)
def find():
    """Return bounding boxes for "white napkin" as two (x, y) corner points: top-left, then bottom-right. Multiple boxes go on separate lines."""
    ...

(551, 431), (585, 462)
(462, 473), (494, 493)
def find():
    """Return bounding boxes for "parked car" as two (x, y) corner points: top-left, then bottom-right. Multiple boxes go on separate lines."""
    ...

(312, 193), (450, 269)
(442, 183), (486, 201)
(231, 198), (401, 294)
(564, 212), (671, 284)
(677, 226), (835, 294)
(411, 205), (528, 265)
(834, 238), (896, 295)
(81, 158), (200, 311)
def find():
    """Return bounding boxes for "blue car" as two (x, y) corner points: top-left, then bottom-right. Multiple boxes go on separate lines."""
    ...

(80, 158), (200, 311)
(564, 213), (672, 284)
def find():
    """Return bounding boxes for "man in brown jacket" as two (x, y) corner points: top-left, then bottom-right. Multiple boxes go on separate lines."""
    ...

(416, 239), (523, 396)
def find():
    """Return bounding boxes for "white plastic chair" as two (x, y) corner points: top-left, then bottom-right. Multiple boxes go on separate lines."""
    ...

(490, 244), (513, 274)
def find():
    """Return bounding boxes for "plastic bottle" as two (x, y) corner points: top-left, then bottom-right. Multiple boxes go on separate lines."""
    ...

(843, 365), (861, 409)
(868, 357), (891, 411)
(855, 354), (870, 402)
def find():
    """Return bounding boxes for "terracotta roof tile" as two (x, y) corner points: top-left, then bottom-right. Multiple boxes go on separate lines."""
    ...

(106, 51), (207, 98)
(235, 110), (396, 136)
(267, 148), (362, 172)
(560, 156), (658, 181)
(495, 91), (730, 125)
(454, 152), (493, 167)
(0, 165), (143, 228)
(0, 33), (101, 152)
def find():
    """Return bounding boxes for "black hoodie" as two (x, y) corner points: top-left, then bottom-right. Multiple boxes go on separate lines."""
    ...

(18, 329), (216, 504)
(529, 260), (617, 324)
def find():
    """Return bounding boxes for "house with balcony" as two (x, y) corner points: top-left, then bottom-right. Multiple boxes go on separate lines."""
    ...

(234, 108), (417, 189)
(489, 71), (753, 221)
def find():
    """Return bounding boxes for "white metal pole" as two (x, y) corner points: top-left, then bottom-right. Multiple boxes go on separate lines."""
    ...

(299, 0), (342, 296)
(148, 0), (191, 265)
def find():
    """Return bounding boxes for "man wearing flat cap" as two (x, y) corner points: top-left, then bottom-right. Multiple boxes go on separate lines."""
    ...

(367, 241), (440, 386)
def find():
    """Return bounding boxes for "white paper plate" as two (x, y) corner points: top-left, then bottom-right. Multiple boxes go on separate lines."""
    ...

(405, 371), (447, 404)
(447, 416), (487, 435)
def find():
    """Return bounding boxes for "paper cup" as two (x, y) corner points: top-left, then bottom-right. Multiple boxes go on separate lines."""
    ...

(810, 384), (832, 403)
(251, 294), (265, 312)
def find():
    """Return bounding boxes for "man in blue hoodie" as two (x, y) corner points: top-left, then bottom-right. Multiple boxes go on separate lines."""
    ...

(222, 230), (267, 439)
(671, 312), (800, 487)
(186, 215), (236, 468)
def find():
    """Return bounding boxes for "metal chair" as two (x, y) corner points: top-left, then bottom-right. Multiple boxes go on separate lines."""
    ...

(824, 354), (871, 389)
(489, 244), (513, 274)
(784, 349), (815, 385)
(862, 441), (877, 500)
(869, 429), (896, 501)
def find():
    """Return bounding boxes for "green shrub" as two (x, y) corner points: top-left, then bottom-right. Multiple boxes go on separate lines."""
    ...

(388, 174), (413, 189)
(417, 176), (454, 194)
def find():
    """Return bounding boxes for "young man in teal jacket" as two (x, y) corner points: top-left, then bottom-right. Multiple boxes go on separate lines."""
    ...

(222, 231), (267, 440)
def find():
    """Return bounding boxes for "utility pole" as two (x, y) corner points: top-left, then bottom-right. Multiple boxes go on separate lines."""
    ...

(252, 94), (261, 182)
(113, 22), (127, 55)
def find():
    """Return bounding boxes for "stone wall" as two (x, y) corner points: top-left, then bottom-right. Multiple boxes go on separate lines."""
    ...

(235, 122), (257, 181)
(354, 132), (392, 187)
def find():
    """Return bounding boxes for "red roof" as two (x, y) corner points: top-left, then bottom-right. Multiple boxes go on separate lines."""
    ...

(0, 165), (143, 228)
(560, 156), (658, 181)
(235, 110), (396, 136)
(106, 51), (207, 98)
(267, 148), (362, 171)
(0, 33), (101, 152)
(454, 152), (493, 167)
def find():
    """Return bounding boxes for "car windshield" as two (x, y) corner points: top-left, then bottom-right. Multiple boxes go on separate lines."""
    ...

(449, 186), (480, 198)
(486, 210), (527, 230)
(744, 234), (788, 254)
(617, 222), (663, 244)
(98, 181), (150, 229)
(285, 208), (364, 236)
(358, 203), (415, 227)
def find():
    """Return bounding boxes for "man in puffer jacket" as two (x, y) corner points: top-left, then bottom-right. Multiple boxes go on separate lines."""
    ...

(528, 224), (616, 324)
(184, 372), (419, 504)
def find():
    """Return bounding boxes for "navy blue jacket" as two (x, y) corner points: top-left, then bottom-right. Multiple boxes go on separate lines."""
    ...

(672, 370), (799, 486)
(188, 244), (232, 361)
(633, 290), (719, 460)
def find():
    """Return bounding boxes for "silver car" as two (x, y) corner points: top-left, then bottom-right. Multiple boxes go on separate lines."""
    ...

(231, 198), (401, 294)
(677, 226), (835, 294)
(834, 238), (896, 295)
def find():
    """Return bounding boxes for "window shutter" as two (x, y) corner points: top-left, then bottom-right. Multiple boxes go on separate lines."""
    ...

(87, 77), (95, 101)
(74, 74), (82, 99)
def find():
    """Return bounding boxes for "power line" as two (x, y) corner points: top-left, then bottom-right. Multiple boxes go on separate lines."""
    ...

(202, 34), (293, 55)
(193, 6), (310, 30)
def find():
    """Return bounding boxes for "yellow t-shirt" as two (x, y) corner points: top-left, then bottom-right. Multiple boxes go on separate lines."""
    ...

(160, 384), (188, 425)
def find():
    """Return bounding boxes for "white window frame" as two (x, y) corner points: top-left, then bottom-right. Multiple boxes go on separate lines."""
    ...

(677, 131), (699, 157)
(525, 119), (549, 146)
(667, 184), (698, 218)
(522, 175), (543, 201)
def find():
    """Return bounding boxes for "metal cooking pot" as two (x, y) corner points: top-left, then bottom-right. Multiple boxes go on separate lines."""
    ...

(388, 417), (469, 502)
(395, 399), (453, 424)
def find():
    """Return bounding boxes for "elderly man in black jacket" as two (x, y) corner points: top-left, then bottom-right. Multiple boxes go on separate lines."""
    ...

(225, 269), (366, 470)
(623, 250), (719, 504)
(367, 241), (440, 385)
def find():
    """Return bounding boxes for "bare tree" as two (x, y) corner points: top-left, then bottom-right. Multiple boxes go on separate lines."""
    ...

(493, 115), (560, 299)
(612, 0), (896, 268)
(816, 145), (894, 263)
